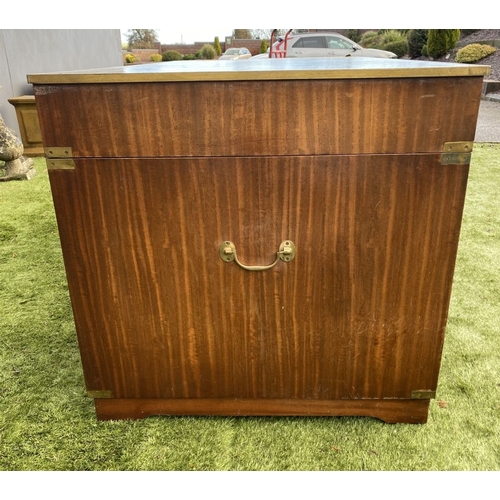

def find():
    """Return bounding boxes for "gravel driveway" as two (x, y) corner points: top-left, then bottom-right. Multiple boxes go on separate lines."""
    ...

(475, 100), (500, 143)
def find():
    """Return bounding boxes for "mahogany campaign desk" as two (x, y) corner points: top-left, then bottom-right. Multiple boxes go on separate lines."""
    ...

(28, 58), (489, 423)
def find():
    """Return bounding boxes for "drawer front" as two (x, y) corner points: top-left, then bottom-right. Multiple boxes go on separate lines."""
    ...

(48, 155), (468, 400)
(34, 76), (483, 158)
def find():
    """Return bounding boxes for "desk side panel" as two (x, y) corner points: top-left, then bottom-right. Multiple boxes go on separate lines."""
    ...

(48, 155), (468, 401)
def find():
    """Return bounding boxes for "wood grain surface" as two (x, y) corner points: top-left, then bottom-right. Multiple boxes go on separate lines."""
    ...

(34, 77), (483, 158)
(48, 155), (468, 403)
(94, 398), (431, 423)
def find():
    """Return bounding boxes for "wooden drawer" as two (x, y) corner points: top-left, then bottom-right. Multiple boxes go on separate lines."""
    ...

(34, 77), (482, 157)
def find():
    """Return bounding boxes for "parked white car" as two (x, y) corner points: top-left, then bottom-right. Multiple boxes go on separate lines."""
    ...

(269, 32), (397, 59)
(219, 47), (252, 60)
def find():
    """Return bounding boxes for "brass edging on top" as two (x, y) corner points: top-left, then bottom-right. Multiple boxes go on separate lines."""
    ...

(27, 60), (491, 85)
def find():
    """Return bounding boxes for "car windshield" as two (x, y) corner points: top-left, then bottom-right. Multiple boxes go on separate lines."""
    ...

(225, 49), (240, 55)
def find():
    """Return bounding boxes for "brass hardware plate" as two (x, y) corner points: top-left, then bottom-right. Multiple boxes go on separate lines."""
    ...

(411, 390), (436, 400)
(87, 390), (112, 399)
(45, 147), (75, 169)
(441, 142), (472, 165)
(44, 146), (73, 158)
(441, 153), (471, 165)
(46, 158), (75, 170)
(443, 141), (473, 153)
(220, 240), (296, 271)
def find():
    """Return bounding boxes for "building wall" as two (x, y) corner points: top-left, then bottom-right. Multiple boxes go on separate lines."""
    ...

(0, 29), (122, 137)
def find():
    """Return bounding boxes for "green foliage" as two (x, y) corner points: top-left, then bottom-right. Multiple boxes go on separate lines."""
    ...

(377, 29), (409, 36)
(383, 39), (409, 58)
(380, 30), (407, 44)
(124, 53), (137, 64)
(407, 29), (429, 58)
(427, 29), (460, 58)
(199, 44), (216, 60)
(359, 31), (379, 47)
(347, 29), (360, 43)
(360, 30), (408, 57)
(259, 39), (269, 53)
(446, 29), (461, 49)
(213, 37), (222, 56)
(183, 54), (196, 60)
(427, 30), (447, 58)
(456, 43), (497, 63)
(149, 54), (162, 62)
(162, 50), (183, 62)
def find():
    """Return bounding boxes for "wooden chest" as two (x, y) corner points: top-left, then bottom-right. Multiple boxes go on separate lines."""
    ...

(29, 58), (489, 423)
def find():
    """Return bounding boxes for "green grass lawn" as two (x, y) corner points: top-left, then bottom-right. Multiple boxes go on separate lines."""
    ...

(1, 147), (499, 472)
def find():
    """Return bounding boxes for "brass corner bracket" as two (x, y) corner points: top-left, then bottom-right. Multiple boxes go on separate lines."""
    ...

(441, 142), (473, 165)
(45, 146), (75, 170)
(411, 390), (436, 400)
(87, 390), (112, 399)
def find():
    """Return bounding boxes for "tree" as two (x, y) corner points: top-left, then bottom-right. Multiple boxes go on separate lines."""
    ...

(427, 29), (460, 58)
(251, 29), (287, 40)
(126, 29), (159, 49)
(445, 29), (460, 50)
(251, 29), (272, 39)
(213, 36), (222, 56)
(233, 29), (252, 39)
(407, 29), (429, 58)
(347, 29), (361, 43)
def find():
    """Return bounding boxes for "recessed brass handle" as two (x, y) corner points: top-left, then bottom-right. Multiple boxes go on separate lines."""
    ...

(219, 240), (296, 271)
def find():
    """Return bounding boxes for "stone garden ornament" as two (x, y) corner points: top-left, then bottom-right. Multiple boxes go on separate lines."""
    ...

(0, 112), (36, 181)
